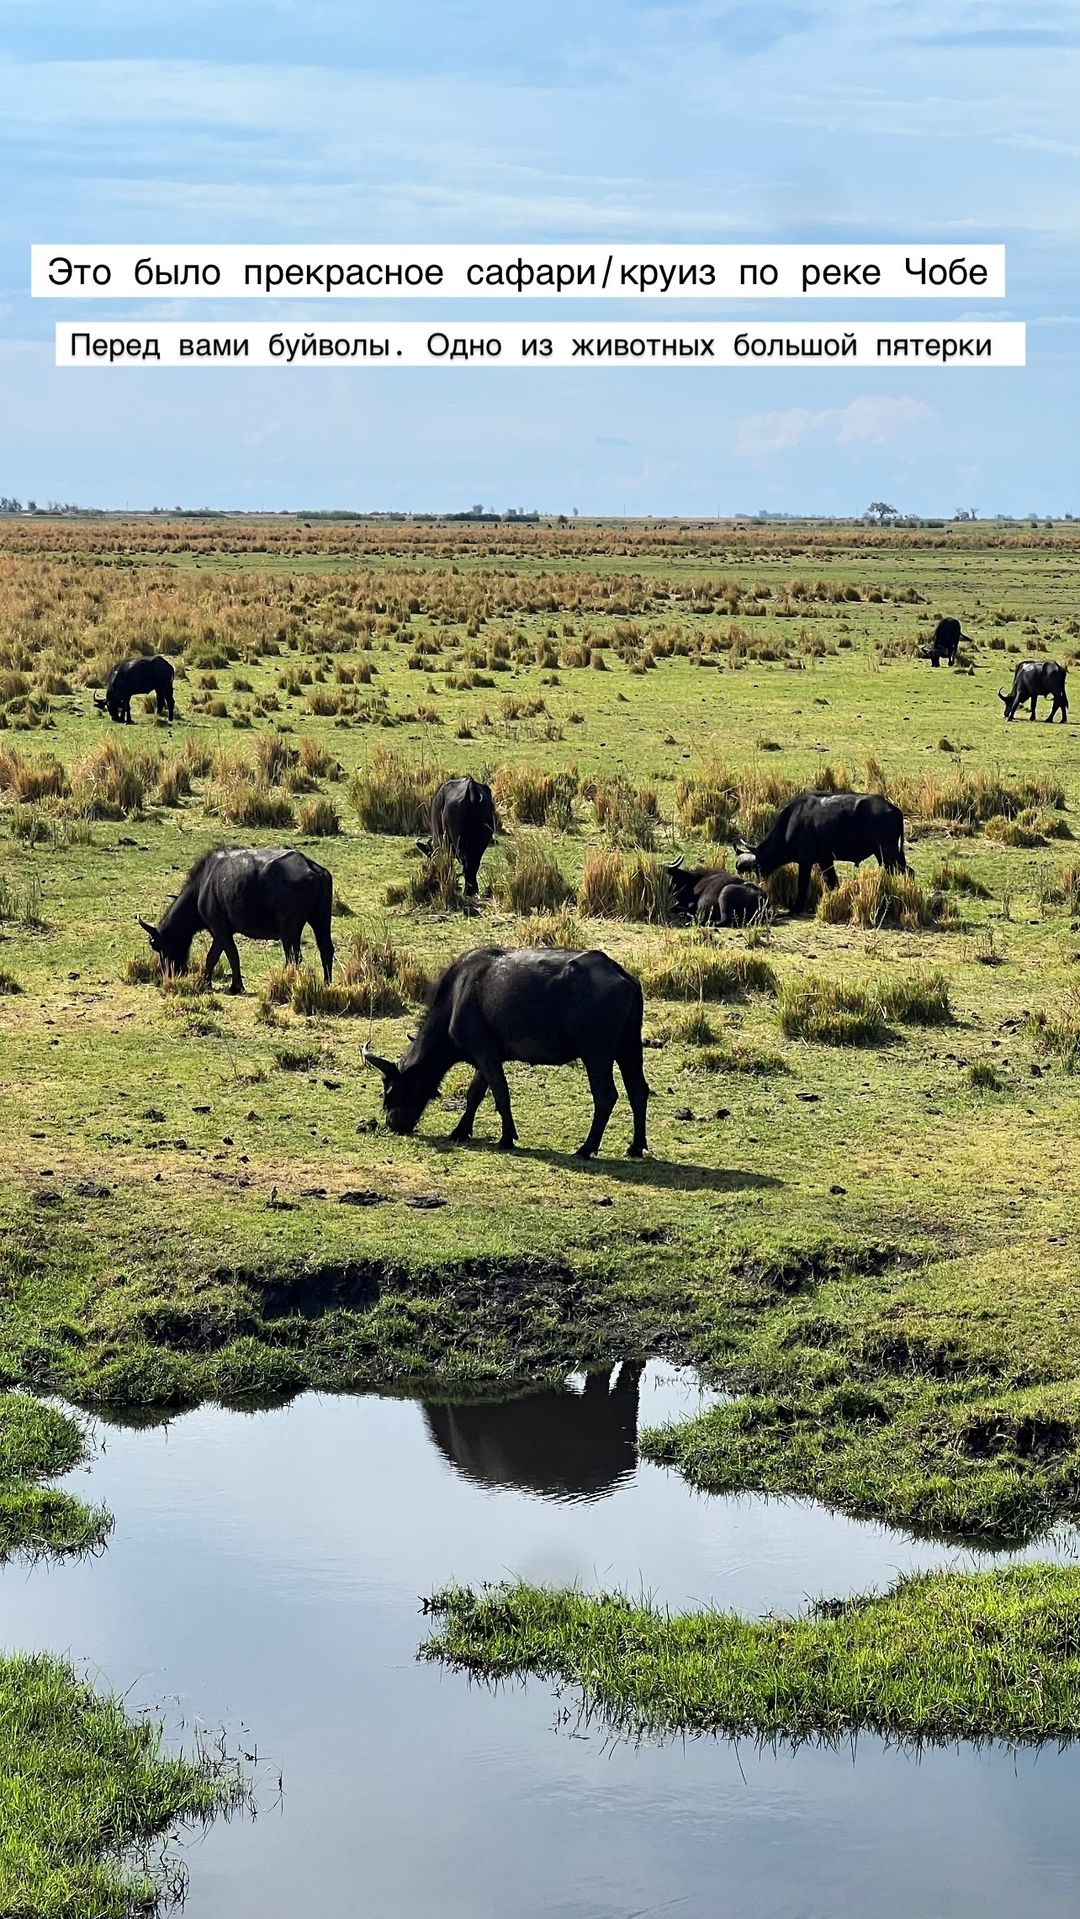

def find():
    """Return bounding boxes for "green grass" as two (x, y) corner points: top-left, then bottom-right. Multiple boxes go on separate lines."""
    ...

(423, 1565), (1080, 1744)
(5, 516), (1080, 1750)
(0, 1652), (248, 1917)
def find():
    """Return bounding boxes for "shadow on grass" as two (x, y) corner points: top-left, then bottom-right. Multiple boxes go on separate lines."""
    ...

(427, 1137), (782, 1194)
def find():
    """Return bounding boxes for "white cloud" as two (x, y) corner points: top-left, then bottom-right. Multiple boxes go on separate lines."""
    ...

(735, 395), (933, 462)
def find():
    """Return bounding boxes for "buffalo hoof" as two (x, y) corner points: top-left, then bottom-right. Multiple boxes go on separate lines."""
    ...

(228, 983), (243, 996)
(447, 1126), (471, 1145)
(626, 1143), (645, 1159)
(496, 1135), (517, 1152)
(573, 1142), (597, 1159)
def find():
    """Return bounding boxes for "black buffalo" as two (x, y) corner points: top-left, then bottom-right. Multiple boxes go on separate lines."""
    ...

(735, 791), (907, 912)
(94, 655), (176, 723)
(424, 1361), (644, 1503)
(928, 617), (971, 667)
(417, 775), (496, 896)
(998, 660), (1069, 723)
(139, 846), (334, 993)
(665, 857), (768, 926)
(363, 944), (648, 1158)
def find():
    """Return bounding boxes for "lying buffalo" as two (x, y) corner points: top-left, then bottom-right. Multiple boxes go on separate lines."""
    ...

(95, 655), (176, 724)
(736, 791), (907, 913)
(999, 660), (1068, 722)
(928, 617), (971, 667)
(665, 857), (768, 925)
(363, 945), (648, 1158)
(417, 774), (496, 896)
(139, 846), (334, 993)
(424, 1361), (644, 1502)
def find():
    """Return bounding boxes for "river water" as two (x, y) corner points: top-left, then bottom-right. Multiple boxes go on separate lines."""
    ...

(5, 1362), (1080, 1918)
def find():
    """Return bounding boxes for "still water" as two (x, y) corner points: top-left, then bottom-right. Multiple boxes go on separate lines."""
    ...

(5, 1362), (1080, 1918)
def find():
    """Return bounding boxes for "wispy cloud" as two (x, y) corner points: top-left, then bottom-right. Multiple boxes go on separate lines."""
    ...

(735, 396), (933, 463)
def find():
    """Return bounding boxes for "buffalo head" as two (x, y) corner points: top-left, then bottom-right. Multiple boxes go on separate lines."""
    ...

(93, 693), (108, 712)
(734, 841), (759, 877)
(362, 1042), (427, 1135)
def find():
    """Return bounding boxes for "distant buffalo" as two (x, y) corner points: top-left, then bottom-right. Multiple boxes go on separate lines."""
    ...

(95, 655), (176, 724)
(417, 774), (496, 896)
(998, 660), (1068, 723)
(736, 791), (907, 913)
(363, 945), (648, 1158)
(928, 617), (971, 667)
(139, 846), (334, 993)
(665, 857), (768, 926)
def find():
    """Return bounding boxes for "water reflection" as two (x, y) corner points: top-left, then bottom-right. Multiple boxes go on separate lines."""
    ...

(3, 1367), (1080, 1918)
(423, 1362), (644, 1504)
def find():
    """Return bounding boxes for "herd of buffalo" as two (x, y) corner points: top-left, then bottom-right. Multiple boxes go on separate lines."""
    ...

(117, 615), (1065, 1159)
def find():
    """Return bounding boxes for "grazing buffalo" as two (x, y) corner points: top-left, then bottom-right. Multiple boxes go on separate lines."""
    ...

(998, 660), (1069, 723)
(417, 775), (496, 896)
(94, 655), (176, 724)
(363, 944), (648, 1158)
(139, 846), (334, 993)
(928, 617), (971, 667)
(665, 857), (768, 926)
(424, 1361), (644, 1502)
(735, 791), (907, 913)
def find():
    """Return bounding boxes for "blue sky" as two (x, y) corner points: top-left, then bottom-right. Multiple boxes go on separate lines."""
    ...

(2, 0), (1079, 514)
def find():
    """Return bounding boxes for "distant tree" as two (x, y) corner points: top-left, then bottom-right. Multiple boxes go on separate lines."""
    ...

(866, 500), (899, 524)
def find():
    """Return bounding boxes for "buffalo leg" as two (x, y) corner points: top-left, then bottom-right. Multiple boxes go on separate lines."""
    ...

(794, 862), (815, 912)
(218, 933), (243, 994)
(574, 1056), (618, 1159)
(820, 863), (839, 891)
(474, 1056), (517, 1149)
(616, 1031), (649, 1158)
(449, 1070), (488, 1143)
(203, 939), (222, 986)
(312, 916), (335, 983)
(1030, 697), (1038, 720)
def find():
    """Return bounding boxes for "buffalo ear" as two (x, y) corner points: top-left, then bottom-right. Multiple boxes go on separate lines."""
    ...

(361, 1043), (399, 1083)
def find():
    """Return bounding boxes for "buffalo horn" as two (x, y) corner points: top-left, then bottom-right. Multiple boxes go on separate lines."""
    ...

(665, 854), (684, 872)
(361, 1043), (399, 1081)
(997, 688), (1008, 703)
(137, 917), (157, 936)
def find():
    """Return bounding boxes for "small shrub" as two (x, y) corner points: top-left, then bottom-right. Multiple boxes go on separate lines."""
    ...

(1042, 864), (1080, 913)
(349, 748), (439, 835)
(930, 859), (991, 899)
(638, 944), (776, 1002)
(208, 778), (295, 828)
(968, 1061), (1004, 1092)
(816, 869), (945, 930)
(402, 848), (467, 911)
(878, 971), (952, 1026)
(492, 762), (577, 827)
(1027, 992), (1080, 1069)
(695, 1041), (787, 1076)
(578, 850), (671, 922)
(516, 906), (584, 948)
(123, 951), (163, 985)
(0, 750), (68, 803)
(778, 979), (885, 1046)
(274, 1042), (323, 1072)
(298, 797), (340, 837)
(493, 839), (573, 914)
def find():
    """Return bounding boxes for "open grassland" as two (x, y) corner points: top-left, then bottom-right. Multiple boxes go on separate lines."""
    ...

(5, 516), (1080, 1765)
